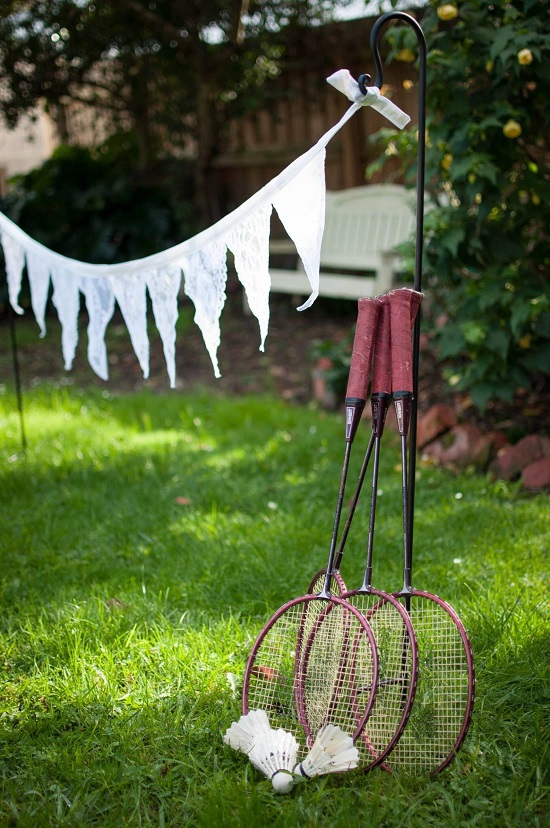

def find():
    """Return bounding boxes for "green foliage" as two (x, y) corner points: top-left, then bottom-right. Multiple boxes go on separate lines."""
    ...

(0, 384), (549, 824)
(0, 134), (196, 263)
(370, 0), (550, 409)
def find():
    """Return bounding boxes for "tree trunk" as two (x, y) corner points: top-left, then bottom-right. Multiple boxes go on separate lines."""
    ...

(194, 76), (220, 227)
(49, 103), (71, 144)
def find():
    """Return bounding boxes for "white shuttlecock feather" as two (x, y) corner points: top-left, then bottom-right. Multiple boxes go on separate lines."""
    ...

(293, 724), (359, 779)
(223, 709), (272, 754)
(248, 728), (299, 794)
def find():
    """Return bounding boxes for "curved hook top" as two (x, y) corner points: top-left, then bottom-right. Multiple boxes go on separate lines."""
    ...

(358, 11), (426, 93)
(369, 11), (426, 89)
(359, 9), (427, 295)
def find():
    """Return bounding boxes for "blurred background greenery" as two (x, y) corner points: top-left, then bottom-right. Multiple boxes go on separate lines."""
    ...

(1, 0), (548, 414)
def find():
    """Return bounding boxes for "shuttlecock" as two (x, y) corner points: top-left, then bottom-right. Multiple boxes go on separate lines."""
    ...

(248, 728), (299, 794)
(223, 709), (272, 754)
(293, 724), (359, 779)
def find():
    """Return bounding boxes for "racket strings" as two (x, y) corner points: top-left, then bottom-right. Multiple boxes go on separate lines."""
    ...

(387, 593), (473, 774)
(244, 599), (377, 758)
(345, 593), (416, 766)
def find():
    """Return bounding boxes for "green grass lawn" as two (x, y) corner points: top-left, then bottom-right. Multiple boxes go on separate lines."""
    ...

(0, 383), (548, 826)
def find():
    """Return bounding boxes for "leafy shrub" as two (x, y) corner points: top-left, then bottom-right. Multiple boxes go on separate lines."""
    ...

(370, 0), (550, 409)
(1, 132), (196, 265)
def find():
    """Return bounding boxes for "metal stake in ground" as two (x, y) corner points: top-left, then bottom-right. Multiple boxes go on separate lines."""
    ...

(360, 9), (427, 584)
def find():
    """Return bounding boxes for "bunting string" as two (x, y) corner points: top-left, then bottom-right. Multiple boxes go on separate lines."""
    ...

(0, 72), (410, 387)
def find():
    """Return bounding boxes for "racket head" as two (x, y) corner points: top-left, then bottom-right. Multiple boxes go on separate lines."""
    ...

(388, 590), (475, 775)
(295, 571), (349, 730)
(340, 588), (418, 771)
(242, 594), (379, 757)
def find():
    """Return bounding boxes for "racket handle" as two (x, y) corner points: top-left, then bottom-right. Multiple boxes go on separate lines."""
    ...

(371, 295), (392, 438)
(372, 296), (392, 396)
(388, 288), (423, 437)
(345, 297), (382, 442)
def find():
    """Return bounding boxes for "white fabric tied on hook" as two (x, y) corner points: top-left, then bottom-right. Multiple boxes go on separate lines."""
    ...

(326, 69), (411, 130)
(0, 71), (410, 387)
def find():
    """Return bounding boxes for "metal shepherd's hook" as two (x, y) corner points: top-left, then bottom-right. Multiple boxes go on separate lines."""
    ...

(358, 11), (427, 572)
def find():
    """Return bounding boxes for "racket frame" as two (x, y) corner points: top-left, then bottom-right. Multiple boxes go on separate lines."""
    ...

(391, 589), (475, 774)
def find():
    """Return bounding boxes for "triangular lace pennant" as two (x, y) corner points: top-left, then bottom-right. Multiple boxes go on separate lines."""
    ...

(146, 266), (181, 388)
(51, 268), (81, 370)
(26, 252), (51, 337)
(80, 276), (116, 381)
(272, 149), (327, 311)
(227, 202), (272, 351)
(109, 273), (150, 380)
(1, 230), (26, 314)
(181, 239), (228, 378)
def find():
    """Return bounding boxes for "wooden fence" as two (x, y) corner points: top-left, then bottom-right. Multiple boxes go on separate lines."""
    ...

(210, 16), (419, 219)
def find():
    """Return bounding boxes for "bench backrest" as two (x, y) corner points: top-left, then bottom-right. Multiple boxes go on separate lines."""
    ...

(320, 185), (416, 271)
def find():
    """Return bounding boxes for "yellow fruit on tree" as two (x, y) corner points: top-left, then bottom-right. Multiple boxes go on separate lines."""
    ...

(442, 153), (453, 171)
(437, 4), (459, 21)
(517, 48), (533, 66)
(503, 119), (522, 138)
(396, 48), (416, 63)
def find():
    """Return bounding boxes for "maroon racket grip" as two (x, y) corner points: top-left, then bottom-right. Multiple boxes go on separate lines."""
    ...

(346, 298), (382, 402)
(371, 296), (391, 396)
(388, 289), (421, 394)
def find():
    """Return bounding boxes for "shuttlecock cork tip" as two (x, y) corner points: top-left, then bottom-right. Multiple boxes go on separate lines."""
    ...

(271, 770), (295, 794)
(248, 728), (299, 789)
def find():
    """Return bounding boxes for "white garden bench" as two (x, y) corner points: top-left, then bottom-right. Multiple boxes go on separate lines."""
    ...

(269, 184), (417, 301)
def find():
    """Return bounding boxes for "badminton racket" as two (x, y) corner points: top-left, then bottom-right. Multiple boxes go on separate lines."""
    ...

(336, 293), (418, 772)
(293, 295), (415, 765)
(386, 286), (475, 775)
(296, 292), (420, 769)
(299, 297), (381, 709)
(306, 296), (382, 597)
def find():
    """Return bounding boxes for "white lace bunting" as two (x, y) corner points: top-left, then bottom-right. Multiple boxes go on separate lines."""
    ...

(0, 74), (410, 387)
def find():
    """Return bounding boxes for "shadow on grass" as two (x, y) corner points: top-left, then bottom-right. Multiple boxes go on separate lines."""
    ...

(1, 387), (371, 617)
(2, 386), (547, 622)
